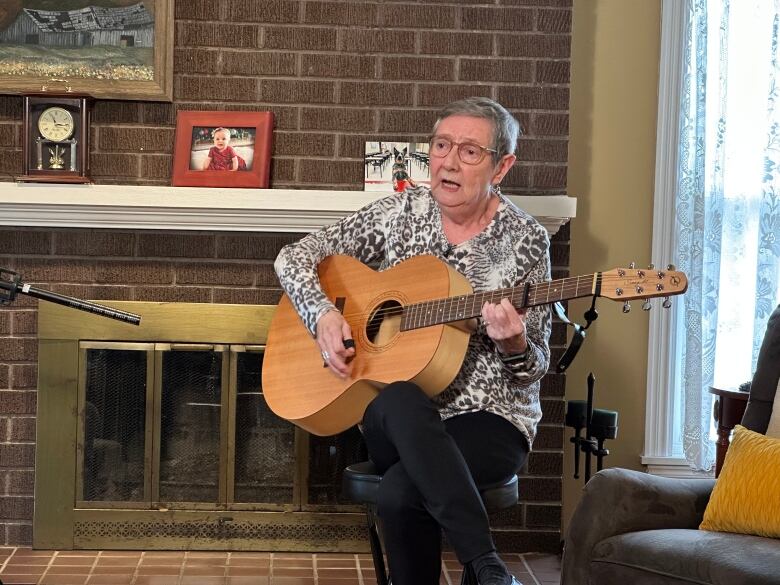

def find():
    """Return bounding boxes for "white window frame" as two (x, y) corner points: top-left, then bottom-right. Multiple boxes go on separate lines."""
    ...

(642, 0), (713, 478)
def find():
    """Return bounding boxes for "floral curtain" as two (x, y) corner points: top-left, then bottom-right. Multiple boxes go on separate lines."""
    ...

(675, 0), (780, 470)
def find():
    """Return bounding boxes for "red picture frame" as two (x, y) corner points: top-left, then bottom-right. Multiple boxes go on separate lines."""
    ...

(172, 111), (274, 188)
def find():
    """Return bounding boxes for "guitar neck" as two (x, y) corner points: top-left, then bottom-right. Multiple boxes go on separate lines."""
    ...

(400, 273), (600, 331)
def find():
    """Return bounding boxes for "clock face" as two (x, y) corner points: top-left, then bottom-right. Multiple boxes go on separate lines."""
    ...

(37, 106), (75, 142)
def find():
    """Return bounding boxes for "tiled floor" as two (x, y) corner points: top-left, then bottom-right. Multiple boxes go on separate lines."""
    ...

(0, 549), (561, 585)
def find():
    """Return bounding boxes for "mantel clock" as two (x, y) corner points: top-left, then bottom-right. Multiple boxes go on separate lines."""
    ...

(19, 92), (92, 183)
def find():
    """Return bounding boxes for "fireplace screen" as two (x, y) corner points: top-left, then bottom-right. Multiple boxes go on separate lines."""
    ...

(76, 342), (360, 512)
(159, 348), (224, 503)
(36, 301), (371, 551)
(234, 351), (296, 504)
(81, 345), (148, 503)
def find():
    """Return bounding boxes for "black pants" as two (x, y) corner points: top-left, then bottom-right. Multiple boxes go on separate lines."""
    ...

(361, 381), (529, 585)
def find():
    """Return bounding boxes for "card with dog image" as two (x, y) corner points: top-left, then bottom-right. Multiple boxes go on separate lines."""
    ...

(364, 141), (431, 193)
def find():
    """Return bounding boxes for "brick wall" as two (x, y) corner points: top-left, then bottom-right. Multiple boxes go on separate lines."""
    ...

(0, 0), (570, 191)
(0, 0), (571, 549)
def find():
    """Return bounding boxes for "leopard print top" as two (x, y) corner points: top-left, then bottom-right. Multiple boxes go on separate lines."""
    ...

(274, 186), (552, 446)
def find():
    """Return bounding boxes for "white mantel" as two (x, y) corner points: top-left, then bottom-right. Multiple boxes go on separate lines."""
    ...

(0, 183), (576, 235)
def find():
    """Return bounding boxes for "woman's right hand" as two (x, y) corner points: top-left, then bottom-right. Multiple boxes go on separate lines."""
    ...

(316, 310), (355, 378)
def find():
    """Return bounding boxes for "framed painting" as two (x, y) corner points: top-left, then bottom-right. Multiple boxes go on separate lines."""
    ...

(0, 1), (173, 101)
(172, 111), (275, 188)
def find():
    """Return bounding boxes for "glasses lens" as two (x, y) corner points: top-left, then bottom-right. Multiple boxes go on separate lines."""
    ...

(430, 137), (452, 158)
(457, 143), (485, 165)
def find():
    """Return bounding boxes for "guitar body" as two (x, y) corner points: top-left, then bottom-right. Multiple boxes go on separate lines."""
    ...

(262, 255), (474, 436)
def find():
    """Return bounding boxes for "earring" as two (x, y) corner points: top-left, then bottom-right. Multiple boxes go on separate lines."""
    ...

(491, 184), (502, 196)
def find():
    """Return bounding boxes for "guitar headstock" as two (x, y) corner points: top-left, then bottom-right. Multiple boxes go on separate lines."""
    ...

(599, 265), (688, 302)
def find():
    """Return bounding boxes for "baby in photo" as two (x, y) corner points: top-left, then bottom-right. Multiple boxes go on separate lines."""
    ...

(202, 127), (239, 171)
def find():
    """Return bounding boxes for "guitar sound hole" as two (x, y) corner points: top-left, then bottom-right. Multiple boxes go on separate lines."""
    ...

(366, 300), (402, 345)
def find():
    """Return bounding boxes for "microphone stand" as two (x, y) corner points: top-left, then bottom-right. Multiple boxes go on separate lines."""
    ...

(581, 373), (598, 482)
(0, 268), (141, 325)
(565, 372), (619, 483)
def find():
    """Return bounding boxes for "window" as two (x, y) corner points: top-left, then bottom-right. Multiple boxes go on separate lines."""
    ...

(644, 0), (780, 476)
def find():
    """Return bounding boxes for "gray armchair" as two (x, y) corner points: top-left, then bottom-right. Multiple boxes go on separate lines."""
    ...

(561, 304), (780, 585)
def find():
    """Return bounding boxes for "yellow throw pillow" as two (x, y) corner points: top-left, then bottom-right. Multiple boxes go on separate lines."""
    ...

(700, 425), (780, 538)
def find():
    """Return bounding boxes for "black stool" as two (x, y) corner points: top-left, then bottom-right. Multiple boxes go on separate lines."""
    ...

(343, 461), (519, 585)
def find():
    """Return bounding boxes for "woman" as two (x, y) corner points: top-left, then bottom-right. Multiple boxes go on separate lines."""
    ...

(274, 97), (551, 585)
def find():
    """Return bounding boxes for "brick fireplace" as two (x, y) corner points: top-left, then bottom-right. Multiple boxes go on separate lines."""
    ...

(0, 186), (572, 552)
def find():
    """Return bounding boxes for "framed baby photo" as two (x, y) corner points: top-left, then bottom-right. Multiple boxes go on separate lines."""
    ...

(172, 111), (274, 188)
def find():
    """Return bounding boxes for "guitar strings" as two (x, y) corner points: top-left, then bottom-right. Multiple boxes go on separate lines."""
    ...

(337, 275), (592, 321)
(333, 273), (680, 324)
(334, 278), (561, 321)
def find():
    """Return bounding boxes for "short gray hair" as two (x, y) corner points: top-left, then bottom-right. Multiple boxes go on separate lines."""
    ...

(431, 97), (521, 162)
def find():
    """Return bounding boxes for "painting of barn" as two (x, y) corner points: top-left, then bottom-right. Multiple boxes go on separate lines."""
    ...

(0, 1), (157, 82)
(0, 2), (153, 48)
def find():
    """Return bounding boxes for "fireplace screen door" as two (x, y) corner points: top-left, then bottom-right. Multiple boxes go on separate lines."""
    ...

(36, 301), (369, 551)
(77, 342), (308, 511)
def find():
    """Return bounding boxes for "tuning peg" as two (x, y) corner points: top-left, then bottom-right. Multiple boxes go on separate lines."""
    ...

(622, 301), (631, 313)
(647, 263), (655, 270)
(667, 263), (676, 271)
(662, 297), (672, 309)
(629, 261), (636, 269)
(642, 300), (652, 311)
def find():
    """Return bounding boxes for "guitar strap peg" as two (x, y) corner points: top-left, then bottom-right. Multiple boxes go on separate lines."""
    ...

(642, 300), (652, 311)
(622, 301), (631, 313)
(663, 297), (672, 309)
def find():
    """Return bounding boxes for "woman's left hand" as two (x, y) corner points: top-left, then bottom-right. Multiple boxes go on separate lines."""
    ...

(481, 299), (528, 355)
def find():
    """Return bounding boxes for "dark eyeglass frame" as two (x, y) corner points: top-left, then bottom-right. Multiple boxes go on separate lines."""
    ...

(428, 135), (498, 165)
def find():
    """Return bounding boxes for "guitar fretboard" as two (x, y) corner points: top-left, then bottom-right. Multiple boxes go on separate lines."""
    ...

(400, 273), (600, 331)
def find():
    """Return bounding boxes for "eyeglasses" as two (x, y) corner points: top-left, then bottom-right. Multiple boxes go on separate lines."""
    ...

(429, 136), (498, 165)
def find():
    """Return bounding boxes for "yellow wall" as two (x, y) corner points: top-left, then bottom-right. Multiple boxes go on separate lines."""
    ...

(564, 0), (662, 529)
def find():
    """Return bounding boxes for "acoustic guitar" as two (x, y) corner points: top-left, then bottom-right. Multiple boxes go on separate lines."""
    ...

(262, 255), (688, 436)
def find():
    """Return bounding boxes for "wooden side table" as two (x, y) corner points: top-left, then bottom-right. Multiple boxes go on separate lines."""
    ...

(709, 386), (750, 476)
